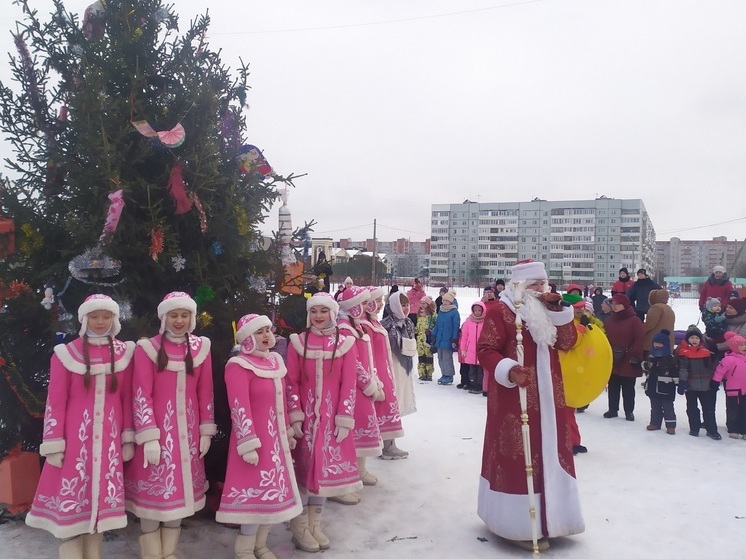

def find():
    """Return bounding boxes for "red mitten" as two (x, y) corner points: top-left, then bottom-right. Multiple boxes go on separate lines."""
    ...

(509, 365), (534, 387)
(539, 292), (563, 312)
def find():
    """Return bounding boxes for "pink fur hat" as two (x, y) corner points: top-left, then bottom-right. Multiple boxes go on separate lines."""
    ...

(236, 313), (274, 354)
(157, 291), (197, 334)
(725, 331), (746, 353)
(78, 294), (121, 337)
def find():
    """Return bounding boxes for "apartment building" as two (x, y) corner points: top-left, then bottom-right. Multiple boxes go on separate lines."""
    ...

(655, 237), (745, 277)
(430, 198), (656, 288)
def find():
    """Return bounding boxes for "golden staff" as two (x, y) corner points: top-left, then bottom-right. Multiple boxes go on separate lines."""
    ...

(513, 281), (540, 555)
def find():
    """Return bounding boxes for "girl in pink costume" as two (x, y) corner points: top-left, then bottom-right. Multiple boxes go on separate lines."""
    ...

(336, 286), (384, 500)
(360, 286), (407, 459)
(124, 292), (216, 559)
(285, 292), (363, 552)
(26, 295), (135, 559)
(712, 331), (746, 439)
(217, 314), (302, 559)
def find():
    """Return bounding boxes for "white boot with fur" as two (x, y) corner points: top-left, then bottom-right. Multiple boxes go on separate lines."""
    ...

(307, 504), (330, 550)
(254, 525), (277, 559)
(290, 506), (320, 553)
(58, 536), (84, 559)
(233, 533), (257, 559)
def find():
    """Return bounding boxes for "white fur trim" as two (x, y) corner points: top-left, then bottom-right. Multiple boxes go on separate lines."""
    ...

(338, 288), (370, 310)
(39, 439), (65, 456)
(509, 261), (548, 282)
(288, 332), (356, 358)
(226, 354), (287, 379)
(548, 306), (575, 326)
(157, 293), (197, 333)
(53, 340), (135, 375)
(495, 359), (519, 388)
(77, 295), (121, 337)
(137, 336), (211, 369)
(334, 414), (355, 429)
(236, 438), (262, 455)
(235, 315), (273, 345)
(200, 423), (217, 436)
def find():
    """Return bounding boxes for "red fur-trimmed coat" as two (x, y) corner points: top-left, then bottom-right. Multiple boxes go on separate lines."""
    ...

(26, 337), (135, 539)
(476, 300), (583, 540)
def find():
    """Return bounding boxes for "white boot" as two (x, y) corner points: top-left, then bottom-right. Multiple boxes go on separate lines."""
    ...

(328, 492), (361, 505)
(357, 457), (377, 486)
(81, 533), (103, 559)
(381, 439), (408, 460)
(290, 506), (320, 553)
(58, 536), (84, 559)
(233, 533), (257, 559)
(254, 525), (277, 559)
(307, 504), (330, 550)
(137, 530), (162, 559)
(160, 526), (181, 559)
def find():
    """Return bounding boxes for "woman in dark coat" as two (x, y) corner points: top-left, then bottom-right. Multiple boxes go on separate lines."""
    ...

(603, 293), (645, 421)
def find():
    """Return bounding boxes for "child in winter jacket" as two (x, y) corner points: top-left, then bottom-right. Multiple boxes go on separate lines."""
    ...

(677, 325), (721, 439)
(415, 296), (437, 381)
(702, 297), (727, 347)
(642, 329), (679, 434)
(460, 301), (486, 393)
(712, 331), (746, 439)
(431, 290), (460, 385)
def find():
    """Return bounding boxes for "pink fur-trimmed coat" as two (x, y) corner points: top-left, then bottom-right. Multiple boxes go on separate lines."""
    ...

(286, 329), (363, 497)
(360, 317), (404, 439)
(338, 318), (383, 457)
(124, 334), (216, 522)
(216, 351), (302, 525)
(26, 337), (135, 539)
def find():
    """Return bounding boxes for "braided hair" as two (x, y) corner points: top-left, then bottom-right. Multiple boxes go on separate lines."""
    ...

(156, 335), (195, 374)
(82, 334), (119, 393)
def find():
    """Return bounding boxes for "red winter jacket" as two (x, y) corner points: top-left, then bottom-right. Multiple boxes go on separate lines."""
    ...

(698, 274), (734, 310)
(611, 279), (634, 296)
(605, 305), (645, 378)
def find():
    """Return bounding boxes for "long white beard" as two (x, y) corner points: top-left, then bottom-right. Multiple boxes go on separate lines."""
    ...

(501, 283), (557, 347)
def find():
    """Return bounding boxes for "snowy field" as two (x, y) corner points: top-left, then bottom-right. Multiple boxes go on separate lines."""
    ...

(2, 293), (744, 558)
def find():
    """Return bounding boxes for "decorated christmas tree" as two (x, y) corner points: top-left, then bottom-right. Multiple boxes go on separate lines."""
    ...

(0, 0), (306, 477)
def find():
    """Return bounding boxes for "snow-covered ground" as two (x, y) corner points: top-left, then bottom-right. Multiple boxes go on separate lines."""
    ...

(2, 295), (744, 558)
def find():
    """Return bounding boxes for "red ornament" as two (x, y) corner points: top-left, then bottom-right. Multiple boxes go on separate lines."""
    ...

(167, 161), (193, 214)
(150, 227), (164, 261)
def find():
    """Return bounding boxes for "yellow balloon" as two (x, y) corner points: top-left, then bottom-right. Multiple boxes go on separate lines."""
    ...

(559, 324), (613, 408)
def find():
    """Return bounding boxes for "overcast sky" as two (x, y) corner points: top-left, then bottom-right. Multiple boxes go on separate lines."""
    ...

(2, 1), (745, 244)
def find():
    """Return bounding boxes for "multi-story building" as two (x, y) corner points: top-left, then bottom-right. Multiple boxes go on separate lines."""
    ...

(430, 197), (656, 288)
(655, 237), (745, 278)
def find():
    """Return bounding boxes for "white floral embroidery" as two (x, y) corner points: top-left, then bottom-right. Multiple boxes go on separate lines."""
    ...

(104, 409), (124, 508)
(188, 398), (207, 491)
(43, 404), (57, 437)
(188, 334), (201, 351)
(133, 386), (154, 429)
(125, 401), (176, 498)
(321, 392), (356, 478)
(231, 398), (253, 441)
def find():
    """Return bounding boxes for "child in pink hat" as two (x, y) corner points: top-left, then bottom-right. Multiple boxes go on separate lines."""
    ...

(124, 291), (216, 559)
(712, 331), (746, 438)
(285, 292), (363, 552)
(26, 295), (136, 558)
(216, 313), (302, 558)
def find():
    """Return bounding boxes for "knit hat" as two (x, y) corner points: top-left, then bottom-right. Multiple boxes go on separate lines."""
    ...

(705, 297), (722, 312)
(611, 293), (630, 308)
(562, 293), (584, 306)
(338, 285), (370, 318)
(442, 290), (456, 304)
(651, 329), (671, 357)
(584, 299), (595, 315)
(730, 290), (740, 299)
(78, 294), (121, 337)
(685, 324), (703, 344)
(725, 331), (746, 353)
(495, 279), (505, 287)
(713, 265), (726, 274)
(619, 267), (629, 275)
(235, 314), (274, 355)
(344, 276), (353, 285)
(636, 268), (647, 276)
(727, 298), (746, 317)
(157, 291), (197, 334)
(566, 283), (583, 294)
(306, 292), (339, 328)
(483, 285), (493, 293)
(509, 259), (547, 282)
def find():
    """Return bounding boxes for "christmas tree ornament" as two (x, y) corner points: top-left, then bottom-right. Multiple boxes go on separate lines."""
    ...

(211, 241), (223, 255)
(118, 299), (133, 322)
(171, 254), (186, 272)
(149, 227), (164, 261)
(82, 0), (107, 41)
(40, 282), (55, 310)
(236, 144), (273, 177)
(235, 205), (249, 236)
(247, 276), (267, 294)
(190, 192), (208, 233)
(194, 285), (216, 307)
(166, 161), (193, 214)
(68, 245), (122, 285)
(132, 120), (186, 148)
(197, 311), (213, 329)
(99, 189), (125, 243)
(19, 224), (43, 255)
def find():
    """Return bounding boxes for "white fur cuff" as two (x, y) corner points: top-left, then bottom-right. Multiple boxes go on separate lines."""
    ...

(548, 306), (574, 326)
(495, 359), (520, 388)
(200, 423), (217, 436)
(335, 415), (355, 429)
(40, 439), (65, 457)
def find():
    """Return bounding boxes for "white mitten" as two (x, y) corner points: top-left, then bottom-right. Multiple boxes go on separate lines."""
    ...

(291, 421), (303, 439)
(334, 425), (350, 443)
(45, 452), (64, 468)
(287, 430), (297, 450)
(122, 442), (135, 462)
(143, 440), (161, 467)
(198, 435), (211, 459)
(373, 388), (385, 402)
(242, 449), (259, 465)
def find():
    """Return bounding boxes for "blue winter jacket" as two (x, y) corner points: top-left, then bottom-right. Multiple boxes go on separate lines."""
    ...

(432, 307), (461, 350)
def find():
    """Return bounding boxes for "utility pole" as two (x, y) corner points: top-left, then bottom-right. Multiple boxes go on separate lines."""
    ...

(372, 219), (377, 285)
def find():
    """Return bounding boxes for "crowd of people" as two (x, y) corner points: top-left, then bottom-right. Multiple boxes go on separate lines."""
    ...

(23, 261), (746, 557)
